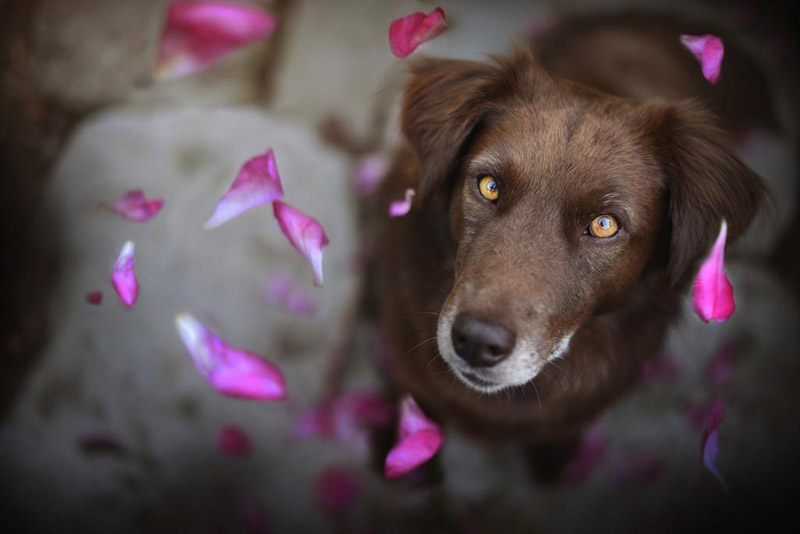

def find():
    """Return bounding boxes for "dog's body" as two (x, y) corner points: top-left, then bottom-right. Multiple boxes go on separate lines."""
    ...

(366, 14), (768, 478)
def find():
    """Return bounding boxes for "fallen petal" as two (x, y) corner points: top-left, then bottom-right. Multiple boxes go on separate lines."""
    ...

(610, 450), (663, 488)
(265, 272), (316, 316)
(353, 153), (389, 196)
(388, 188), (415, 218)
(637, 353), (681, 386)
(205, 149), (284, 229)
(680, 34), (724, 84)
(389, 7), (447, 58)
(701, 398), (727, 490)
(86, 291), (103, 305)
(154, 1), (279, 80)
(703, 429), (727, 491)
(705, 341), (735, 386)
(273, 200), (330, 286)
(76, 432), (125, 455)
(241, 498), (269, 534)
(561, 426), (608, 486)
(293, 391), (393, 441)
(100, 190), (165, 222)
(385, 395), (443, 478)
(315, 465), (362, 516)
(111, 241), (138, 308)
(692, 220), (735, 322)
(217, 424), (252, 457)
(175, 313), (285, 400)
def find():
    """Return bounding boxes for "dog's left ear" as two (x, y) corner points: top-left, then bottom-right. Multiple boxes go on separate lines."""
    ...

(401, 57), (504, 200)
(648, 101), (766, 287)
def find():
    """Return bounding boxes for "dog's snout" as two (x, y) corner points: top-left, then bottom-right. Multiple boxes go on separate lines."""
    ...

(451, 313), (516, 368)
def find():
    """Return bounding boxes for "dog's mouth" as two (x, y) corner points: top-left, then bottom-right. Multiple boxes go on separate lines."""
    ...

(437, 297), (577, 394)
(451, 367), (506, 394)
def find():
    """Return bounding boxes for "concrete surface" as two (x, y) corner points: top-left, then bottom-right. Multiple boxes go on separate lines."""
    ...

(1, 0), (798, 532)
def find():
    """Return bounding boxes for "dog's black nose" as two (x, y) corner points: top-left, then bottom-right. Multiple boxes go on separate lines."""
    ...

(451, 313), (516, 367)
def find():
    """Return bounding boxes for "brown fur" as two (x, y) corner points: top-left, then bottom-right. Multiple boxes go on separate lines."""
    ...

(369, 17), (767, 479)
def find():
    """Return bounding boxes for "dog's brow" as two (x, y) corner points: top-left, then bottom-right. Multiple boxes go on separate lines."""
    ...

(468, 153), (503, 173)
(565, 99), (590, 146)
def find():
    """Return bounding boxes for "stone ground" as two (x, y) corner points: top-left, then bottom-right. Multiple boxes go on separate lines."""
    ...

(1, 0), (799, 533)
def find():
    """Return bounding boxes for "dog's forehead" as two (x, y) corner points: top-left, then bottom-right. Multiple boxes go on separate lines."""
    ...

(471, 99), (663, 193)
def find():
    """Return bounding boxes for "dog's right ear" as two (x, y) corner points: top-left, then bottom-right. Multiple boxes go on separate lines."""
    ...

(401, 58), (501, 200)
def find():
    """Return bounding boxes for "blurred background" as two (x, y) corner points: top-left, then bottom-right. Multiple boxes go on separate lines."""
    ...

(1, 0), (798, 532)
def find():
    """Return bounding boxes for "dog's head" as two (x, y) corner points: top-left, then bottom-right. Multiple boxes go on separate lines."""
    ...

(401, 51), (764, 393)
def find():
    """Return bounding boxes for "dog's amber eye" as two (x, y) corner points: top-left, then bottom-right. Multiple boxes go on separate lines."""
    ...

(478, 176), (499, 201)
(589, 215), (619, 238)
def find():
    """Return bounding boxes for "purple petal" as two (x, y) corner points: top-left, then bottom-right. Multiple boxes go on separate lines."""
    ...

(175, 313), (285, 400)
(705, 341), (735, 386)
(389, 8), (447, 58)
(204, 149), (284, 229)
(292, 391), (393, 441)
(240, 498), (269, 534)
(272, 200), (329, 286)
(100, 189), (164, 222)
(353, 154), (389, 196)
(680, 34), (724, 84)
(396, 395), (437, 439)
(315, 466), (362, 515)
(385, 428), (443, 478)
(86, 291), (103, 305)
(76, 432), (125, 455)
(217, 424), (252, 457)
(610, 451), (663, 488)
(293, 392), (393, 462)
(637, 353), (681, 386)
(701, 398), (727, 490)
(264, 272), (316, 316)
(561, 427), (608, 486)
(703, 429), (727, 490)
(385, 396), (443, 478)
(388, 188), (415, 218)
(692, 220), (735, 322)
(111, 241), (138, 308)
(154, 1), (279, 80)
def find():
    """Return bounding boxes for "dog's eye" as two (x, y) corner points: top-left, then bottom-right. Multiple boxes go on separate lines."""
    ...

(589, 215), (620, 238)
(478, 176), (499, 201)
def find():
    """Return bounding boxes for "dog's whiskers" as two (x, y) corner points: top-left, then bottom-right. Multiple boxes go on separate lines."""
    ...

(405, 336), (438, 356)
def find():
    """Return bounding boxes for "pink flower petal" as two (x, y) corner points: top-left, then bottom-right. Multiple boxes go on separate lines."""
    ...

(384, 395), (443, 478)
(175, 313), (285, 400)
(389, 7), (447, 58)
(637, 353), (681, 386)
(353, 153), (389, 196)
(272, 200), (329, 286)
(388, 188), (415, 218)
(111, 241), (138, 308)
(315, 466), (362, 516)
(217, 424), (252, 457)
(561, 426), (608, 486)
(692, 220), (735, 322)
(293, 392), (393, 440)
(702, 399), (727, 490)
(293, 392), (393, 461)
(265, 272), (316, 316)
(705, 341), (735, 386)
(100, 190), (165, 222)
(154, 1), (279, 80)
(609, 450), (663, 488)
(680, 34), (724, 84)
(76, 432), (125, 455)
(240, 498), (269, 534)
(86, 291), (103, 305)
(204, 149), (284, 229)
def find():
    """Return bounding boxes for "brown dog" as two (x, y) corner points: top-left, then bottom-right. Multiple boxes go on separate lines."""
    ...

(368, 15), (767, 481)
